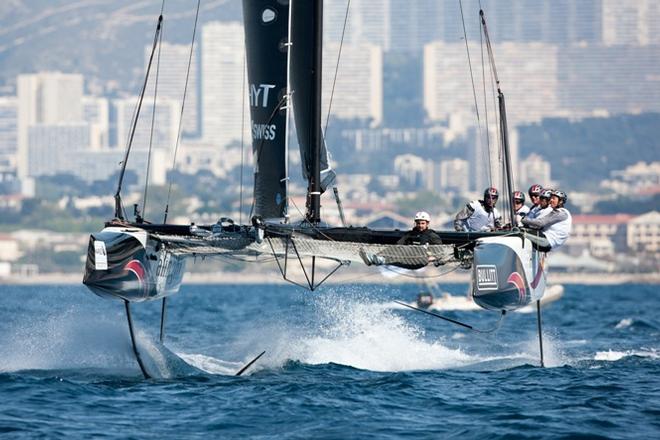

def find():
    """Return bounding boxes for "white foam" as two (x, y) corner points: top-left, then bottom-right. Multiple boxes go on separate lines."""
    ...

(507, 332), (569, 368)
(178, 353), (242, 375)
(565, 339), (588, 346)
(235, 291), (586, 372)
(595, 350), (627, 361)
(255, 293), (480, 372)
(594, 349), (659, 361)
(615, 318), (633, 329)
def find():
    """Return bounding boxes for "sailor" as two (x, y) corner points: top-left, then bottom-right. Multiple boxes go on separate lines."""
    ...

(513, 191), (529, 215)
(527, 188), (553, 220)
(359, 211), (442, 268)
(527, 184), (543, 213)
(521, 189), (572, 252)
(511, 191), (529, 227)
(454, 187), (502, 232)
(397, 211), (443, 245)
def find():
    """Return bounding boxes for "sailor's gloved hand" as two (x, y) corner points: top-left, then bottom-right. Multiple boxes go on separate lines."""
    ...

(479, 225), (491, 232)
(515, 214), (522, 225)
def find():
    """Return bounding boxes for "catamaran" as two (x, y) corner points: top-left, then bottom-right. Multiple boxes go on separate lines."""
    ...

(83, 0), (553, 378)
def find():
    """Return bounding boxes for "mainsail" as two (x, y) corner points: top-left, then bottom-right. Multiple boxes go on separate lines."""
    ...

(243, 0), (290, 219)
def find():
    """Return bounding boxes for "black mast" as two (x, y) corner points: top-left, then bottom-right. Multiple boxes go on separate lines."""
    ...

(308, 0), (323, 224)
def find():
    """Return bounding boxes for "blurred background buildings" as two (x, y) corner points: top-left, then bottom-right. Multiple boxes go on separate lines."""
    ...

(0, 0), (658, 275)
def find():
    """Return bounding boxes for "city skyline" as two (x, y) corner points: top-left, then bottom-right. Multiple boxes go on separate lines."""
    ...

(0, 1), (658, 280)
(0, 0), (657, 200)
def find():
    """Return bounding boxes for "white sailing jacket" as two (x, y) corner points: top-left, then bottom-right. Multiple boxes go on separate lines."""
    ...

(516, 205), (530, 216)
(514, 205), (530, 226)
(454, 200), (501, 232)
(521, 207), (572, 249)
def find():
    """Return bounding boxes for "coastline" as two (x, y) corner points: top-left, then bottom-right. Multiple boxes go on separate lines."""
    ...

(1, 270), (658, 285)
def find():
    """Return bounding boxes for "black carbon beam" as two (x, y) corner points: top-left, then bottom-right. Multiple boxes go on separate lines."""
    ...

(267, 236), (345, 291)
(236, 351), (266, 376)
(394, 301), (506, 334)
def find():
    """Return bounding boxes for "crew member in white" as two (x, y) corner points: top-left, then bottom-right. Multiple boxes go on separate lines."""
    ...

(512, 191), (529, 226)
(527, 184), (542, 216)
(454, 187), (502, 232)
(527, 188), (553, 220)
(521, 189), (572, 251)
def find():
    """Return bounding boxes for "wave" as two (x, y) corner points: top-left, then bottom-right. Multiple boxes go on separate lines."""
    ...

(613, 318), (657, 331)
(594, 349), (659, 362)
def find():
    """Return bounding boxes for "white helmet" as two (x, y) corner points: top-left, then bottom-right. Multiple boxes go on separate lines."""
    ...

(414, 211), (431, 222)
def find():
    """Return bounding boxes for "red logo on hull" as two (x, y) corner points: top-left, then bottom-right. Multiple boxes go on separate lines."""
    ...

(124, 259), (148, 296)
(507, 272), (527, 301)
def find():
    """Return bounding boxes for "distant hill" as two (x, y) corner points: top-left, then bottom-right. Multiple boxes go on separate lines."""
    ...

(518, 113), (660, 191)
(0, 0), (241, 94)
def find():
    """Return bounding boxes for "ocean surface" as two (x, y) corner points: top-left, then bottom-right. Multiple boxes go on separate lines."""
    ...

(0, 282), (658, 439)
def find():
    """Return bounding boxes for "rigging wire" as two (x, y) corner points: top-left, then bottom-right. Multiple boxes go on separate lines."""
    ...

(458, 0), (481, 125)
(142, 7), (166, 221)
(163, 0), (201, 223)
(479, 8), (515, 225)
(459, 0), (493, 194)
(487, 44), (501, 197)
(119, 99), (143, 220)
(323, 0), (351, 226)
(114, 11), (164, 220)
(323, 0), (351, 136)
(478, 0), (493, 189)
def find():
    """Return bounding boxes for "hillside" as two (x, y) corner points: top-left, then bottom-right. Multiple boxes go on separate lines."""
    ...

(0, 0), (241, 94)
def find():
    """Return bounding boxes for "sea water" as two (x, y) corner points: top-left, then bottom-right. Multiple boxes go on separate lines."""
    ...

(0, 283), (658, 439)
